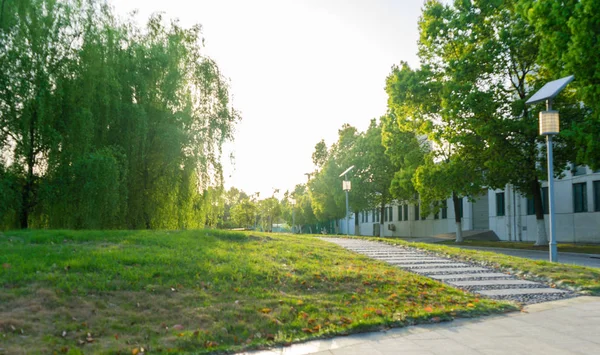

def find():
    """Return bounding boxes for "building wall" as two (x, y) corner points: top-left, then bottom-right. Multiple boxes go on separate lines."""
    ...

(347, 197), (475, 238)
(489, 168), (600, 243)
(336, 168), (600, 243)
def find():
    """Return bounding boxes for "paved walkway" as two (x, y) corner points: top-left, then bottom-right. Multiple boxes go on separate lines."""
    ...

(384, 236), (600, 268)
(242, 296), (600, 355)
(322, 238), (572, 304)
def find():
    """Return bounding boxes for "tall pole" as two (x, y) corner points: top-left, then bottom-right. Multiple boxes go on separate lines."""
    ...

(546, 99), (557, 262)
(345, 173), (349, 236)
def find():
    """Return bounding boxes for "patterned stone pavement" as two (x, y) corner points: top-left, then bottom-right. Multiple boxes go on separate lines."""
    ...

(321, 238), (574, 304)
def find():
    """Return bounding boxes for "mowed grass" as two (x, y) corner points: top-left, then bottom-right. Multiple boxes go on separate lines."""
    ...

(438, 239), (600, 254)
(0, 230), (516, 354)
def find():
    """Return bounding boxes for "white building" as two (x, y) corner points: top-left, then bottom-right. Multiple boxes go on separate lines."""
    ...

(340, 167), (600, 243)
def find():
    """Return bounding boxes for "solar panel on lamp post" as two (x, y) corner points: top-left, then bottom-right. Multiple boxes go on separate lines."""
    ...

(339, 166), (354, 236)
(525, 75), (574, 263)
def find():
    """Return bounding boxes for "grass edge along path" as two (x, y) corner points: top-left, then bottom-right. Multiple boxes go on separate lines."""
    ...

(0, 230), (517, 354)
(329, 235), (600, 296)
(438, 239), (600, 255)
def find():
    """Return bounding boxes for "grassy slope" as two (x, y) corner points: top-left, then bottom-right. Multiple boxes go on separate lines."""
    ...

(342, 236), (600, 296)
(438, 239), (600, 254)
(0, 230), (515, 354)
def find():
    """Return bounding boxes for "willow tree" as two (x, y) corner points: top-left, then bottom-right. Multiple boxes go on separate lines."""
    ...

(0, 0), (239, 229)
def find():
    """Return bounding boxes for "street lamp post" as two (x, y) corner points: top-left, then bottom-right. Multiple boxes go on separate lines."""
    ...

(525, 75), (574, 263)
(339, 166), (354, 236)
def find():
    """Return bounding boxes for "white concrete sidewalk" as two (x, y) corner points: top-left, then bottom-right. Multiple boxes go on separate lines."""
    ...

(241, 296), (600, 355)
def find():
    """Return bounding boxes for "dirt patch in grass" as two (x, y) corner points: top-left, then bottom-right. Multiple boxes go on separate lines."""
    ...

(0, 287), (220, 354)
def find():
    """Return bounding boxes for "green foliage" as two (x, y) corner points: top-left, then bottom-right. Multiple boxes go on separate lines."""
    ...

(258, 197), (281, 232)
(286, 184), (317, 232)
(230, 198), (257, 229)
(0, 0), (238, 229)
(521, 0), (600, 169)
(351, 119), (398, 221)
(381, 113), (427, 203)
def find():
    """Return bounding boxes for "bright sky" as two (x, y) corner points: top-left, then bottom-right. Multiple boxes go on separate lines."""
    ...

(111, 0), (423, 198)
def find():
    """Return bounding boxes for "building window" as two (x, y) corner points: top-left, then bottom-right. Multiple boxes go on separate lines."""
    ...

(441, 200), (447, 219)
(376, 210), (380, 222)
(403, 204), (408, 220)
(389, 207), (393, 221)
(398, 205), (403, 221)
(496, 192), (505, 216)
(542, 187), (549, 214)
(384, 207), (388, 222)
(414, 204), (420, 220)
(572, 165), (587, 176)
(573, 182), (587, 213)
(526, 196), (535, 215)
(594, 181), (600, 212)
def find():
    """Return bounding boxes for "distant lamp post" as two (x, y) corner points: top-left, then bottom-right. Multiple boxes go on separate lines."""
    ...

(290, 197), (296, 234)
(339, 166), (354, 236)
(525, 75), (574, 263)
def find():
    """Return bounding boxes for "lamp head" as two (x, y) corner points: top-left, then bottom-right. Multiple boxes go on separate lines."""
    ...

(539, 110), (559, 135)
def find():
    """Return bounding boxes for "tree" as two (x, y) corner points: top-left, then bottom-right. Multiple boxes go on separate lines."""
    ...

(258, 197), (281, 232)
(386, 59), (487, 242)
(221, 187), (249, 228)
(0, 0), (239, 229)
(392, 0), (584, 244)
(308, 126), (359, 233)
(521, 0), (600, 169)
(231, 199), (256, 229)
(381, 113), (427, 204)
(351, 118), (398, 237)
(282, 185), (317, 234)
(0, 0), (71, 228)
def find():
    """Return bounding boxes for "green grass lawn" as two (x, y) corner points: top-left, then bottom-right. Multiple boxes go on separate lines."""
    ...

(438, 239), (600, 254)
(0, 230), (516, 354)
(341, 236), (600, 296)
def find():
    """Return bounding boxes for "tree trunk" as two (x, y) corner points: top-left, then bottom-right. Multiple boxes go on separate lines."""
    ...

(531, 179), (547, 246)
(354, 211), (360, 236)
(453, 191), (463, 243)
(379, 201), (385, 237)
(20, 106), (38, 229)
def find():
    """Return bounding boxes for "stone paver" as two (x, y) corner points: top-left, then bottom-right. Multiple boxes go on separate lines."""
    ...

(450, 279), (538, 287)
(390, 262), (470, 268)
(411, 267), (489, 274)
(429, 273), (510, 280)
(240, 297), (600, 355)
(478, 288), (569, 296)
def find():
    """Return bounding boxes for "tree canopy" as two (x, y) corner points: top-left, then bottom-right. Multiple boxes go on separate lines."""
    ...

(0, 0), (239, 229)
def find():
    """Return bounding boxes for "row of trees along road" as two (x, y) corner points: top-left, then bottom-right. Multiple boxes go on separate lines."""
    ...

(220, 189), (284, 232)
(296, 0), (599, 243)
(0, 0), (239, 229)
